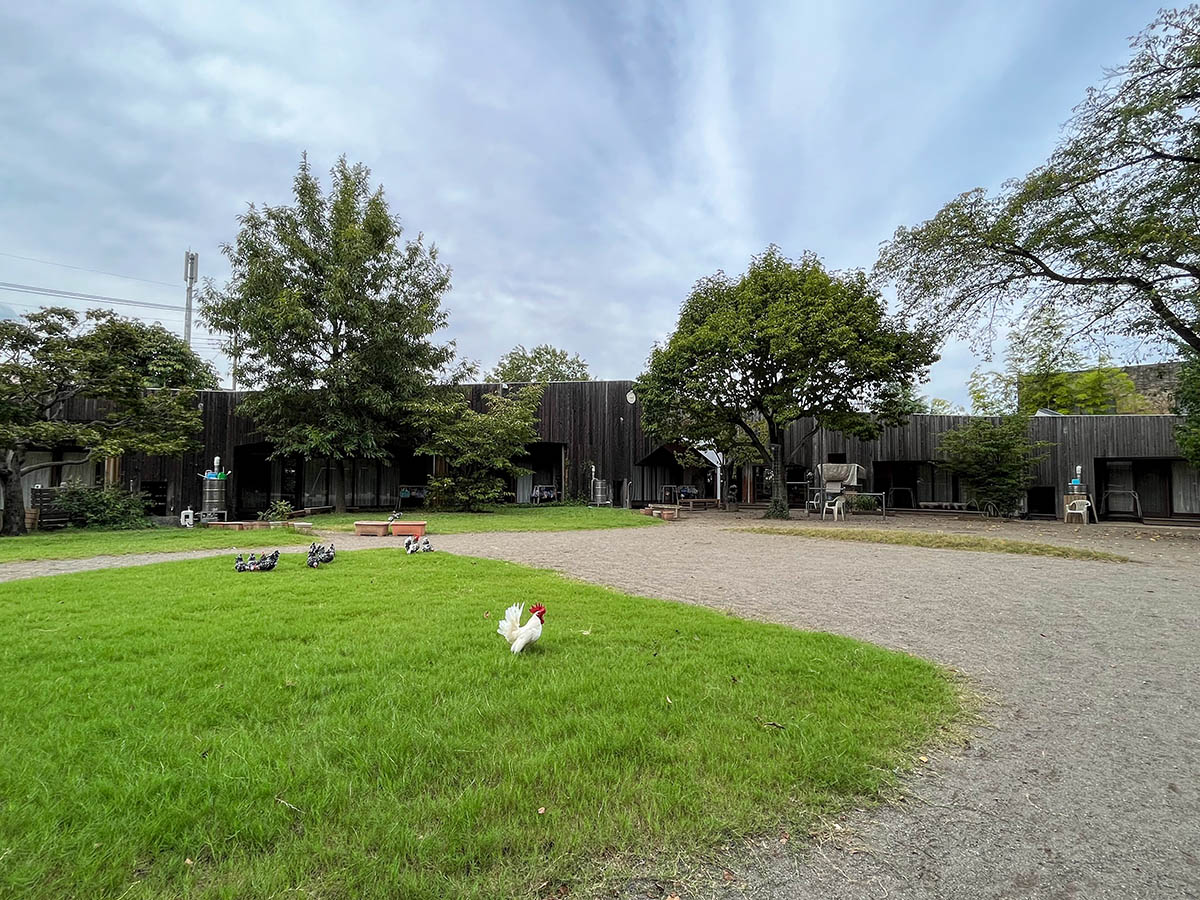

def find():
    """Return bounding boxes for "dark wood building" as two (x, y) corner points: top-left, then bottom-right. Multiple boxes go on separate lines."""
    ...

(21, 381), (1195, 523)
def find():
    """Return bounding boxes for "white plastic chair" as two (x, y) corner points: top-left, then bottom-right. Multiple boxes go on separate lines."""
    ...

(1065, 498), (1091, 524)
(822, 495), (846, 521)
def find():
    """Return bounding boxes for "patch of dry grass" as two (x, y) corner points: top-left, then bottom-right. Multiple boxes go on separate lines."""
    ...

(737, 525), (1130, 562)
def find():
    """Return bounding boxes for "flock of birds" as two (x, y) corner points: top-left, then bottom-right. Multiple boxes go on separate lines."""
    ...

(404, 535), (434, 554)
(233, 535), (435, 572)
(306, 541), (336, 568)
(233, 549), (280, 572)
(232, 532), (545, 654)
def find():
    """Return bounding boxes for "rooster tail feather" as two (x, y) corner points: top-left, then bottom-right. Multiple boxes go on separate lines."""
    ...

(497, 603), (523, 643)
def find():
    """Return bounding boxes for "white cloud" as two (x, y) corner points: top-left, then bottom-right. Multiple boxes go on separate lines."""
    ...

(0, 0), (1168, 397)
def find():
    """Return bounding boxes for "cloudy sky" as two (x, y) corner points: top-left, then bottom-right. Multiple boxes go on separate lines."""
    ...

(0, 0), (1167, 405)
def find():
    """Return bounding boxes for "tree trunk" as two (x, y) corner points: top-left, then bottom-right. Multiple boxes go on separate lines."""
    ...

(332, 459), (347, 513)
(764, 439), (789, 519)
(1, 450), (28, 536)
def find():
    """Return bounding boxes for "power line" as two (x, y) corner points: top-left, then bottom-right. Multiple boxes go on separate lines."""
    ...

(0, 281), (186, 313)
(0, 251), (180, 288)
(0, 296), (186, 323)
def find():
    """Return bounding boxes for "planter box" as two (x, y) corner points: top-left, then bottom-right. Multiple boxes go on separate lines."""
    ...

(389, 520), (427, 538)
(354, 521), (390, 537)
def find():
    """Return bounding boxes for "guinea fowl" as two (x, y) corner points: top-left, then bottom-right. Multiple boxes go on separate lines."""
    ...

(307, 542), (335, 567)
(234, 549), (280, 572)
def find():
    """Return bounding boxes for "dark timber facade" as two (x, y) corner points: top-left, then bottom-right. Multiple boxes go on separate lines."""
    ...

(25, 381), (1197, 523)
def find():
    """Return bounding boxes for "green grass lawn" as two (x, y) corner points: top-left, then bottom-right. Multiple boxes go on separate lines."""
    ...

(308, 504), (662, 534)
(0, 526), (314, 565)
(739, 525), (1130, 562)
(0, 551), (959, 899)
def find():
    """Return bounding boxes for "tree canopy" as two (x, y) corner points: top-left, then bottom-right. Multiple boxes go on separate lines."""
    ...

(968, 313), (1151, 415)
(417, 385), (544, 511)
(486, 344), (590, 383)
(0, 308), (217, 535)
(638, 246), (938, 517)
(875, 6), (1200, 356)
(201, 155), (459, 512)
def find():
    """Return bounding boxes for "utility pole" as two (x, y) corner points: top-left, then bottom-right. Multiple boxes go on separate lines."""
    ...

(183, 250), (199, 347)
(231, 333), (240, 391)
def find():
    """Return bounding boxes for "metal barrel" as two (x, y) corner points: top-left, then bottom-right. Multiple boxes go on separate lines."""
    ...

(590, 478), (611, 506)
(202, 478), (226, 512)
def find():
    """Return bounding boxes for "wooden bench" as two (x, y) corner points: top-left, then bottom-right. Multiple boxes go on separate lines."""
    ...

(679, 498), (720, 511)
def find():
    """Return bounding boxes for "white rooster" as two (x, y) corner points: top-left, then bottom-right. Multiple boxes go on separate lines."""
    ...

(497, 603), (546, 654)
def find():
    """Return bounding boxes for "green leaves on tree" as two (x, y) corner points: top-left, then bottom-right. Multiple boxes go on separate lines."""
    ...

(638, 246), (938, 518)
(199, 155), (460, 512)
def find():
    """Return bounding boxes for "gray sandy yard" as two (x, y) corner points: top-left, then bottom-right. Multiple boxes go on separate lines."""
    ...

(430, 513), (1200, 900)
(0, 512), (1196, 898)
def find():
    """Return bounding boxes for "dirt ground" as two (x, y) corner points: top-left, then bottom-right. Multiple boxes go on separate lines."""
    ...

(1, 512), (1196, 898)
(430, 512), (1200, 900)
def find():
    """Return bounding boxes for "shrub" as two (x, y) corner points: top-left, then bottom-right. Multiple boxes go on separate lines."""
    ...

(937, 417), (1050, 517)
(848, 493), (880, 512)
(258, 499), (295, 522)
(56, 479), (151, 529)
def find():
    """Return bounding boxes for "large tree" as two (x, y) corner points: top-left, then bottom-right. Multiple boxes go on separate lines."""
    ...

(416, 385), (544, 511)
(875, 6), (1200, 355)
(486, 344), (590, 383)
(201, 155), (459, 512)
(638, 247), (938, 518)
(0, 308), (217, 536)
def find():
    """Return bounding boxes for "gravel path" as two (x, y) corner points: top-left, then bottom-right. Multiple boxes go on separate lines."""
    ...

(431, 517), (1200, 900)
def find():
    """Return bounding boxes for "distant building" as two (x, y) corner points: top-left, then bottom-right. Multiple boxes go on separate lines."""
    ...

(1118, 362), (1182, 413)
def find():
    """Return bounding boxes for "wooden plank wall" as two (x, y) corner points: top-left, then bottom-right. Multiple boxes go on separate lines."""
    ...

(87, 385), (1196, 515)
(465, 381), (656, 502)
(784, 413), (1191, 493)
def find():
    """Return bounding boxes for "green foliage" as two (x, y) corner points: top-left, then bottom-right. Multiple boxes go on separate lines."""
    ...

(487, 343), (589, 383)
(0, 552), (958, 899)
(638, 246), (938, 518)
(257, 499), (295, 522)
(967, 313), (1152, 415)
(926, 397), (964, 415)
(1176, 352), (1200, 467)
(0, 307), (216, 535)
(848, 493), (881, 512)
(200, 155), (462, 513)
(54, 478), (151, 529)
(937, 417), (1049, 517)
(875, 7), (1200, 356)
(417, 385), (544, 511)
